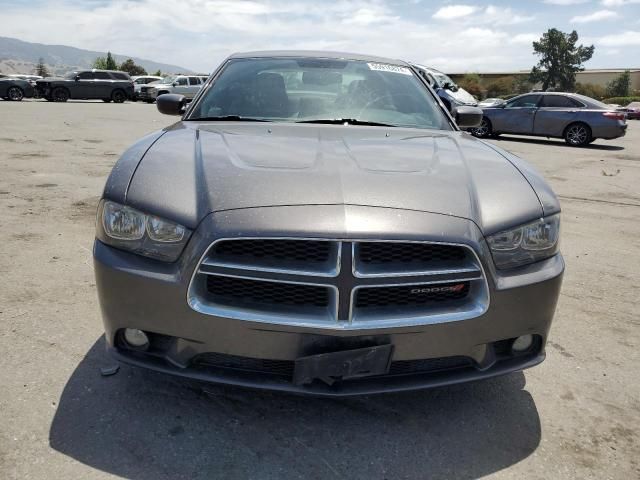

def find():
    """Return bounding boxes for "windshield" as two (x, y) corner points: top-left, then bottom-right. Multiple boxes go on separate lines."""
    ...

(431, 71), (456, 89)
(189, 58), (451, 130)
(64, 71), (79, 79)
(161, 76), (177, 85)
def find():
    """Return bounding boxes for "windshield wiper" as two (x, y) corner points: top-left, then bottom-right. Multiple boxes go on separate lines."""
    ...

(296, 118), (396, 127)
(189, 115), (270, 122)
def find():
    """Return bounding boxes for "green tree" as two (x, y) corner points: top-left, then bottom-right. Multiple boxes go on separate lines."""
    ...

(457, 73), (484, 99)
(119, 58), (147, 76)
(153, 69), (162, 77)
(105, 52), (118, 70)
(512, 75), (532, 94)
(485, 76), (516, 98)
(93, 56), (108, 69)
(575, 82), (607, 100)
(606, 70), (631, 97)
(529, 28), (594, 91)
(35, 57), (49, 77)
(94, 52), (118, 70)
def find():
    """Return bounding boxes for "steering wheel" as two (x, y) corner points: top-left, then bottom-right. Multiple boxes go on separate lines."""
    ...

(354, 93), (420, 118)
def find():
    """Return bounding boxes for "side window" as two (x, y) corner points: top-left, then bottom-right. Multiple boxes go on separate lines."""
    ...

(112, 73), (129, 80)
(176, 77), (188, 86)
(94, 72), (111, 80)
(569, 97), (585, 108)
(188, 77), (201, 85)
(541, 95), (582, 108)
(77, 72), (94, 80)
(135, 78), (146, 84)
(507, 95), (541, 108)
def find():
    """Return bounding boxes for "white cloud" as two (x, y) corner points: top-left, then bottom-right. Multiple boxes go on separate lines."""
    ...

(571, 9), (618, 22)
(432, 5), (477, 20)
(601, 0), (640, 6)
(544, 0), (588, 4)
(511, 33), (539, 44)
(597, 30), (640, 46)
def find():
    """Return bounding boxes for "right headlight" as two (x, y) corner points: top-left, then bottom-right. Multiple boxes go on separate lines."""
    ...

(487, 214), (560, 269)
(96, 200), (191, 262)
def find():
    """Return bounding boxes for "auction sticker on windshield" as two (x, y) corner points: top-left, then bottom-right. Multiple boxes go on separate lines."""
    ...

(367, 63), (412, 75)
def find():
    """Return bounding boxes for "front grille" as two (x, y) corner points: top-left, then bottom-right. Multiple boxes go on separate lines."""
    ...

(189, 238), (488, 327)
(358, 242), (467, 264)
(141, 86), (148, 93)
(192, 352), (473, 379)
(355, 282), (470, 309)
(389, 356), (472, 375)
(206, 275), (330, 309)
(194, 352), (295, 377)
(213, 239), (330, 263)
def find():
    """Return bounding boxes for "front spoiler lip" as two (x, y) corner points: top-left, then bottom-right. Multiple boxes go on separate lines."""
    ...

(107, 345), (545, 397)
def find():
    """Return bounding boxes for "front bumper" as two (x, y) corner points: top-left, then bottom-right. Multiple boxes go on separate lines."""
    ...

(94, 205), (564, 396)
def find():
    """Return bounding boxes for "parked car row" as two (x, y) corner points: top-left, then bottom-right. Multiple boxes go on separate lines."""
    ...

(0, 70), (208, 103)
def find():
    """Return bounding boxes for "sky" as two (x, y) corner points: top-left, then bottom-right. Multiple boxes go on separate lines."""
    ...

(1, 0), (639, 73)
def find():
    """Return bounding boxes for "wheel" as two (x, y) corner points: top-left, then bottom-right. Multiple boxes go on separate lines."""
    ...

(102, 99), (112, 103)
(52, 87), (69, 102)
(471, 117), (492, 138)
(564, 123), (591, 147)
(7, 86), (24, 101)
(111, 89), (126, 103)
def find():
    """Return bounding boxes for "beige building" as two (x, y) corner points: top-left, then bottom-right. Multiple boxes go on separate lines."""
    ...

(450, 69), (640, 91)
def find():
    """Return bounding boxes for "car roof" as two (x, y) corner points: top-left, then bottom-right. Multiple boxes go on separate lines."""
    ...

(228, 50), (408, 66)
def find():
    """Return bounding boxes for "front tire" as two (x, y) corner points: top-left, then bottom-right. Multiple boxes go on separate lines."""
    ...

(52, 87), (69, 102)
(7, 86), (24, 101)
(111, 89), (126, 103)
(471, 117), (492, 138)
(564, 123), (591, 147)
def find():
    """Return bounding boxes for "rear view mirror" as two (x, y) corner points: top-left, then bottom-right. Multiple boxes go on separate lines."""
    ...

(455, 106), (483, 128)
(156, 94), (187, 116)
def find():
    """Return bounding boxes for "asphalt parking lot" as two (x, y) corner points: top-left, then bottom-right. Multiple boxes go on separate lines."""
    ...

(1, 100), (638, 480)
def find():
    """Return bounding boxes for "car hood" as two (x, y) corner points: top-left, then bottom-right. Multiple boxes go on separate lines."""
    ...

(447, 87), (477, 105)
(124, 122), (546, 234)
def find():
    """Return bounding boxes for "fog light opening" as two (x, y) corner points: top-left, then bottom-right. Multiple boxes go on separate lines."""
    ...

(123, 328), (149, 349)
(512, 334), (534, 353)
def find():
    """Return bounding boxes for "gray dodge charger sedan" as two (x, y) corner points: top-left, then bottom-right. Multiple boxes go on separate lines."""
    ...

(472, 92), (627, 146)
(94, 51), (564, 396)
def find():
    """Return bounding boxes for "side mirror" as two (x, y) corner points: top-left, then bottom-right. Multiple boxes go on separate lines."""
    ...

(75, 75), (80, 81)
(172, 82), (177, 87)
(455, 106), (483, 128)
(156, 94), (187, 116)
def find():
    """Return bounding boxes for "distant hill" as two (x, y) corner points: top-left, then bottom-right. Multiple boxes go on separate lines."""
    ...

(0, 36), (193, 75)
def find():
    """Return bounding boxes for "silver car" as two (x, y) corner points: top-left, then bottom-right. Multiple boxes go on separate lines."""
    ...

(146, 75), (208, 102)
(94, 51), (563, 396)
(472, 92), (627, 146)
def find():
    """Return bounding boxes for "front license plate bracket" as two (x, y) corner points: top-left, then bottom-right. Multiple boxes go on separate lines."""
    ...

(293, 345), (393, 386)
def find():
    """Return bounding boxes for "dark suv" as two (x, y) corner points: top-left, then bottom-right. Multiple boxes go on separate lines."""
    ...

(35, 69), (134, 103)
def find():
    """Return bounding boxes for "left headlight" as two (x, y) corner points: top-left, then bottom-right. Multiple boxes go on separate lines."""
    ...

(96, 200), (191, 262)
(487, 214), (560, 269)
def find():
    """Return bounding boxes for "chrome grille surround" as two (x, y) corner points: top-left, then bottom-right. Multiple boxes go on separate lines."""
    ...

(187, 238), (490, 329)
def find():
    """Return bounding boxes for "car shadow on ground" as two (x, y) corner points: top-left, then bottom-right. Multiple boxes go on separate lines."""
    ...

(489, 135), (625, 151)
(50, 337), (541, 480)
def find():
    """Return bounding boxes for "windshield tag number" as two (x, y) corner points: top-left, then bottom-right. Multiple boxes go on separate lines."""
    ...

(367, 63), (412, 76)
